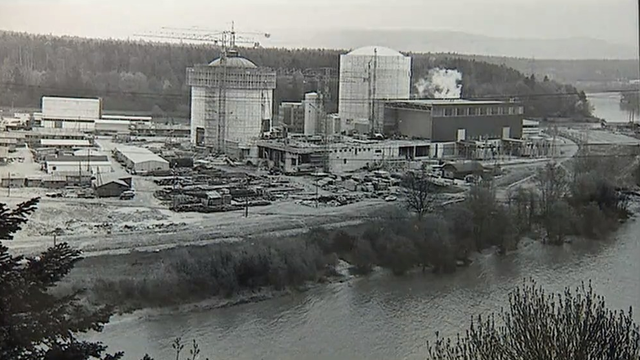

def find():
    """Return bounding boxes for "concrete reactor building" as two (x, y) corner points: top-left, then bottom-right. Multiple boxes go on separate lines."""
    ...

(338, 46), (411, 133)
(187, 49), (276, 159)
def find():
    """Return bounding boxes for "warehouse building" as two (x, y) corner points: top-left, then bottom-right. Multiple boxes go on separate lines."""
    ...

(383, 99), (525, 141)
(113, 145), (170, 173)
(43, 155), (113, 175)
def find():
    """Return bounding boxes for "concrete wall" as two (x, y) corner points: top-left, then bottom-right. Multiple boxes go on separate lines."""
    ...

(190, 87), (208, 145)
(42, 97), (101, 121)
(431, 115), (523, 142)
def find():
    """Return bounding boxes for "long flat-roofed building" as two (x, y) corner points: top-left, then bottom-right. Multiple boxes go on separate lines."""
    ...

(384, 99), (525, 142)
(113, 144), (170, 173)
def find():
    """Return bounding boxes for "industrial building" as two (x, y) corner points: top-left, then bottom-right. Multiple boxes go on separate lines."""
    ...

(95, 115), (152, 135)
(383, 99), (525, 141)
(43, 155), (113, 175)
(276, 102), (305, 134)
(41, 97), (102, 132)
(304, 92), (321, 135)
(113, 144), (170, 173)
(38, 139), (93, 149)
(338, 46), (412, 134)
(187, 49), (277, 159)
(93, 172), (133, 197)
(257, 137), (451, 174)
(24, 128), (88, 148)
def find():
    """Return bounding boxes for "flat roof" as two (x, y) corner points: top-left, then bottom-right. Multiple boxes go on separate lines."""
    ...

(28, 128), (86, 136)
(115, 144), (169, 165)
(46, 155), (110, 163)
(40, 139), (92, 146)
(101, 115), (152, 121)
(390, 99), (515, 106)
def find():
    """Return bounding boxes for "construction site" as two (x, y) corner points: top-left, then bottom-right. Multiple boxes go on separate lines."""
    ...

(0, 24), (602, 256)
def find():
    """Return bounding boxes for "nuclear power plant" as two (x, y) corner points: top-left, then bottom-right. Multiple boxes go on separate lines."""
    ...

(187, 48), (276, 159)
(338, 46), (412, 133)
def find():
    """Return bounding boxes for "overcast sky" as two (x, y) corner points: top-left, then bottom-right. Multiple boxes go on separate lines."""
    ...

(0, 0), (637, 47)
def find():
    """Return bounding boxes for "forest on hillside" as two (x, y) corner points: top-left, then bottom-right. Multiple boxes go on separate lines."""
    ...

(0, 31), (591, 119)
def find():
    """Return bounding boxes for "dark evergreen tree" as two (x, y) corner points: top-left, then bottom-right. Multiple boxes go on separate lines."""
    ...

(0, 198), (123, 360)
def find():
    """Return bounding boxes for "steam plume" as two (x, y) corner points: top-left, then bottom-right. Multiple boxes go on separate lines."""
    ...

(414, 68), (463, 99)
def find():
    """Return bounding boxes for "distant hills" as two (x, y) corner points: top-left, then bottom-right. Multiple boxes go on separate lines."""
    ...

(271, 29), (638, 61)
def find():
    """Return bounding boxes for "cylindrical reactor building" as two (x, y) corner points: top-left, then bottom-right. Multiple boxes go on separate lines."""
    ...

(188, 52), (276, 155)
(338, 46), (411, 132)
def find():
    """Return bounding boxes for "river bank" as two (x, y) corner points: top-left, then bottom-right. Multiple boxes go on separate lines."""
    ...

(86, 207), (640, 360)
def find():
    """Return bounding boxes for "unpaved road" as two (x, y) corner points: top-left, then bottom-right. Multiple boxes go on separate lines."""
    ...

(7, 199), (397, 257)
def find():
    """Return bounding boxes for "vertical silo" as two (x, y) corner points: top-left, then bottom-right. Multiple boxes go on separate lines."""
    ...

(338, 46), (411, 132)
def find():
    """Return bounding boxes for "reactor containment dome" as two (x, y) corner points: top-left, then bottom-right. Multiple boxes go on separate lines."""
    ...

(187, 51), (276, 159)
(338, 46), (411, 133)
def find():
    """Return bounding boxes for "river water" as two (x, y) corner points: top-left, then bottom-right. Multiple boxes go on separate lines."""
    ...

(91, 93), (640, 360)
(590, 91), (634, 123)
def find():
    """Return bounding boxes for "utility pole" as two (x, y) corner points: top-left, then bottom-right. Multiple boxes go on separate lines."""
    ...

(315, 177), (319, 208)
(244, 176), (250, 217)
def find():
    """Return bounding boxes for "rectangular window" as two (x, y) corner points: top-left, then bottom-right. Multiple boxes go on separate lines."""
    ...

(444, 108), (454, 116)
(456, 107), (466, 116)
(375, 149), (382, 154)
(496, 107), (503, 115)
(468, 107), (477, 116)
(479, 107), (487, 115)
(518, 106), (524, 115)
(508, 107), (515, 115)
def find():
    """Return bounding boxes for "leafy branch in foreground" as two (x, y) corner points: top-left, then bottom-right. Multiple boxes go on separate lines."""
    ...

(428, 279), (640, 360)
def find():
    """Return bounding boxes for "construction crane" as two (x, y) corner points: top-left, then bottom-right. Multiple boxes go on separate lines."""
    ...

(136, 22), (271, 153)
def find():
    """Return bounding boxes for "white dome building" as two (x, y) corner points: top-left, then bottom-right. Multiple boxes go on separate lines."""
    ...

(187, 51), (276, 159)
(338, 46), (411, 133)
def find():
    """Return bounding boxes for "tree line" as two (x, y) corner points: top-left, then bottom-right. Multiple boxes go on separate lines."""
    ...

(0, 31), (591, 119)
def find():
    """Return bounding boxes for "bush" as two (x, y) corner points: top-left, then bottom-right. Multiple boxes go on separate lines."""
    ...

(428, 280), (640, 359)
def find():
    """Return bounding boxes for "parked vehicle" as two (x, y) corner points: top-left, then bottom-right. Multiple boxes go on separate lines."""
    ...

(119, 190), (136, 200)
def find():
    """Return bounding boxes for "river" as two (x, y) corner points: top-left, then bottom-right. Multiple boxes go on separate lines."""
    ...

(90, 93), (640, 360)
(589, 91), (635, 123)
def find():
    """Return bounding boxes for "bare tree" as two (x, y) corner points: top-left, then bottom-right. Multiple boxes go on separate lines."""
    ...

(536, 163), (571, 243)
(404, 173), (433, 218)
(428, 280), (640, 360)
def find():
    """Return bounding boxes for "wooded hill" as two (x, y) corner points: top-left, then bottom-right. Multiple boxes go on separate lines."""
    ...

(0, 31), (591, 120)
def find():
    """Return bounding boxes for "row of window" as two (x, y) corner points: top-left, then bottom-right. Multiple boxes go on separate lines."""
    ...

(332, 148), (383, 154)
(432, 106), (525, 117)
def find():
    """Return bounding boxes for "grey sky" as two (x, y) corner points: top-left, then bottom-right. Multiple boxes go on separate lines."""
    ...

(0, 0), (637, 47)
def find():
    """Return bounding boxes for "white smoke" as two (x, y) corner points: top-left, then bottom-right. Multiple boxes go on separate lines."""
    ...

(414, 68), (463, 99)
